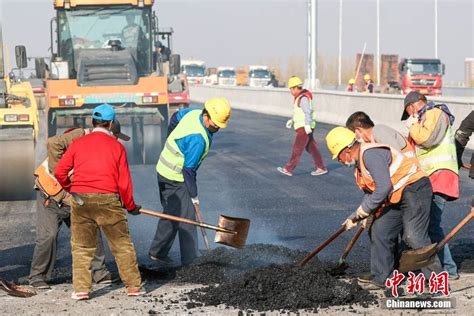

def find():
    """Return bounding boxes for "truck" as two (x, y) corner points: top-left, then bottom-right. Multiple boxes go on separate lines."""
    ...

(397, 58), (445, 96)
(45, 0), (180, 165)
(0, 24), (39, 200)
(248, 65), (271, 87)
(217, 67), (236, 86)
(157, 27), (190, 113)
(181, 60), (206, 85)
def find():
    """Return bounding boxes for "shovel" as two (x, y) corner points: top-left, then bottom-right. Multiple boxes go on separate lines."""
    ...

(140, 209), (250, 249)
(331, 225), (366, 274)
(298, 217), (364, 267)
(398, 207), (474, 273)
(193, 203), (211, 251)
(0, 278), (37, 298)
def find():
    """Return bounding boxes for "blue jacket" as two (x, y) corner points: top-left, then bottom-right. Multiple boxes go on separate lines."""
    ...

(168, 108), (213, 197)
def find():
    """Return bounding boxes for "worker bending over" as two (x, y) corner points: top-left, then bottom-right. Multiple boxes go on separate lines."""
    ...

(149, 98), (231, 266)
(326, 127), (441, 290)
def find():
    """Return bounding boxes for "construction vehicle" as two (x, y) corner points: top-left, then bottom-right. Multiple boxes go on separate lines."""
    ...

(157, 27), (189, 113)
(181, 60), (206, 85)
(396, 58), (445, 96)
(0, 23), (39, 200)
(248, 65), (271, 87)
(217, 67), (237, 86)
(45, 0), (180, 165)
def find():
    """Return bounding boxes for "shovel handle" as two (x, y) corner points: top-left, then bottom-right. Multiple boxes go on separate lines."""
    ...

(140, 209), (237, 234)
(437, 207), (474, 251)
(193, 203), (211, 250)
(340, 225), (365, 261)
(298, 225), (346, 267)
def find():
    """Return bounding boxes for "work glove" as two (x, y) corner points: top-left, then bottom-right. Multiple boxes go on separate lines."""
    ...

(128, 204), (142, 216)
(304, 125), (312, 134)
(342, 206), (369, 231)
(286, 119), (293, 129)
(405, 115), (418, 130)
(191, 197), (199, 205)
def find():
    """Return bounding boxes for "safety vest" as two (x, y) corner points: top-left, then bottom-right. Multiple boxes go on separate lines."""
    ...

(156, 110), (210, 182)
(415, 127), (458, 176)
(292, 93), (317, 130)
(355, 143), (426, 204)
(400, 139), (416, 158)
(34, 159), (63, 197)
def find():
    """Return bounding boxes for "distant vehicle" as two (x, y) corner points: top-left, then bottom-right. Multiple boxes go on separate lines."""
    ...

(236, 68), (248, 86)
(181, 60), (206, 85)
(204, 67), (217, 85)
(393, 58), (445, 96)
(248, 65), (271, 87)
(217, 67), (236, 86)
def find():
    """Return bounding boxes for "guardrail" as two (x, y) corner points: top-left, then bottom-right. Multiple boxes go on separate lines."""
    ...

(190, 85), (474, 149)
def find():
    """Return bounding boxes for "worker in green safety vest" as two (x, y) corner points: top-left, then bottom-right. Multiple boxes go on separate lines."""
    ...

(149, 97), (231, 266)
(277, 76), (327, 177)
(401, 91), (460, 280)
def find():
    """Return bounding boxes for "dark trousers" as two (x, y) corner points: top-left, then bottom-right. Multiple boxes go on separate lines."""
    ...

(149, 174), (198, 265)
(369, 177), (442, 285)
(285, 127), (325, 172)
(29, 193), (109, 283)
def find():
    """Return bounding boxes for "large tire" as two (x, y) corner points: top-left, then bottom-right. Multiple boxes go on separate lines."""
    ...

(0, 138), (35, 200)
(144, 124), (161, 165)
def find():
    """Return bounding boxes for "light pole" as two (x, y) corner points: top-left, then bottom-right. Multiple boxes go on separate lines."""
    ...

(307, 0), (317, 90)
(338, 0), (343, 87)
(434, 0), (438, 58)
(376, 0), (380, 86)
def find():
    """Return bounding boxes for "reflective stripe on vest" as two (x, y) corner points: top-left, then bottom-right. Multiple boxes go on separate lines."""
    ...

(156, 110), (210, 182)
(355, 143), (426, 204)
(292, 95), (317, 130)
(415, 127), (458, 176)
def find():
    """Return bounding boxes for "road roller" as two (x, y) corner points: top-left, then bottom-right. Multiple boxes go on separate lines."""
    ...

(0, 24), (39, 200)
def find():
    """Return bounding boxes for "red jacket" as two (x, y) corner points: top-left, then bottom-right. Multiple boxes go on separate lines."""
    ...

(55, 129), (136, 210)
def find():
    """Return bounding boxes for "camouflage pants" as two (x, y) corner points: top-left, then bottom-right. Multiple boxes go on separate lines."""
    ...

(70, 193), (141, 293)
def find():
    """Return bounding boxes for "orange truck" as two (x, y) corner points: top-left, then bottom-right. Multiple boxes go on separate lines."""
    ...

(45, 0), (180, 164)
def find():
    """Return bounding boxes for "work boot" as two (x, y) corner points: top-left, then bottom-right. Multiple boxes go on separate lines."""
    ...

(149, 254), (174, 266)
(277, 167), (293, 176)
(127, 287), (146, 296)
(93, 272), (119, 285)
(29, 279), (51, 290)
(71, 292), (90, 300)
(356, 273), (374, 284)
(359, 280), (385, 291)
(310, 168), (328, 176)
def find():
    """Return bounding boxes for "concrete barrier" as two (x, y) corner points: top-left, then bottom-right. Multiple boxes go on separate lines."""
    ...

(190, 85), (474, 149)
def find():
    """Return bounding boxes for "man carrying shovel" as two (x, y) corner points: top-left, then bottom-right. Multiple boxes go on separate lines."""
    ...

(149, 97), (231, 266)
(325, 127), (442, 290)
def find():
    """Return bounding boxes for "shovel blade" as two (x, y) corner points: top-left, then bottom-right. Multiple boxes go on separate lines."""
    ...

(398, 243), (438, 273)
(0, 278), (37, 298)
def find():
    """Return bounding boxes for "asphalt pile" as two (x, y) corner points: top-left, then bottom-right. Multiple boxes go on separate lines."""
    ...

(175, 244), (376, 312)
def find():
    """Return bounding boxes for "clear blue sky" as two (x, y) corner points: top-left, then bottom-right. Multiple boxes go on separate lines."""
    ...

(1, 0), (473, 83)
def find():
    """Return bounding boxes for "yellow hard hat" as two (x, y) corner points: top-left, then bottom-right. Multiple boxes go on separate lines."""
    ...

(204, 97), (232, 129)
(348, 78), (355, 84)
(364, 74), (371, 81)
(288, 76), (303, 89)
(325, 127), (356, 160)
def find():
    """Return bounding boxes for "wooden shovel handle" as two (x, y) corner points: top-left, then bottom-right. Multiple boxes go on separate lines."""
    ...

(298, 225), (346, 267)
(193, 203), (211, 250)
(437, 207), (474, 251)
(340, 225), (365, 261)
(140, 209), (236, 234)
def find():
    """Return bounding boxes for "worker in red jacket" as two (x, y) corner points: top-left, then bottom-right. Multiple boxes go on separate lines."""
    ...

(55, 104), (143, 300)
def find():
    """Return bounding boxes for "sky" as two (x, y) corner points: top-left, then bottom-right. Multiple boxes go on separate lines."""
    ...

(1, 0), (473, 83)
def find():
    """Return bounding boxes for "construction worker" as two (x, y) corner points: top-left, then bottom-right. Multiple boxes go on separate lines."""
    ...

(455, 111), (474, 180)
(55, 104), (144, 300)
(29, 123), (128, 289)
(277, 76), (327, 177)
(401, 91), (460, 280)
(149, 98), (231, 266)
(364, 74), (374, 93)
(325, 127), (441, 290)
(345, 111), (415, 157)
(346, 78), (357, 92)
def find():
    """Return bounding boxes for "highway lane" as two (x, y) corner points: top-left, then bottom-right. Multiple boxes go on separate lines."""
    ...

(1, 107), (473, 282)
